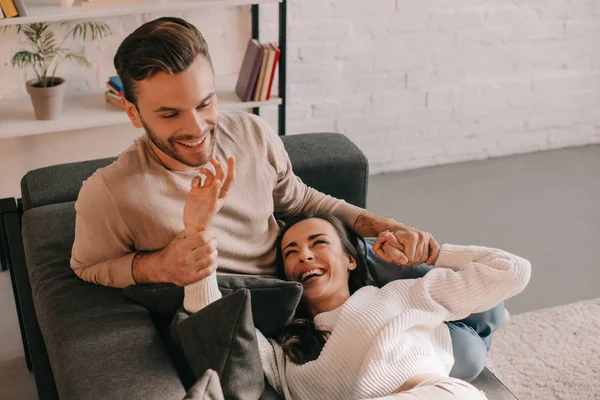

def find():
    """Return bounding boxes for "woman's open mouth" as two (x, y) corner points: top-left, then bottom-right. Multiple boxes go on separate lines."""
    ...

(299, 268), (325, 284)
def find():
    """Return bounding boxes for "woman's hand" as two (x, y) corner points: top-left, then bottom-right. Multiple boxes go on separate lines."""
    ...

(373, 229), (440, 266)
(183, 157), (236, 237)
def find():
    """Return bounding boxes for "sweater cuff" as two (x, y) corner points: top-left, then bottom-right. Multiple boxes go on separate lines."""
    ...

(434, 244), (488, 271)
(183, 273), (222, 314)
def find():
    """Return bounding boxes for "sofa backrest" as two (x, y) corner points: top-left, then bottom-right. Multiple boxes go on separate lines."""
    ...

(21, 132), (369, 212)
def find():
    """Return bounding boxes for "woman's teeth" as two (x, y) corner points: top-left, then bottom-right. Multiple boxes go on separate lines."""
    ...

(300, 269), (324, 282)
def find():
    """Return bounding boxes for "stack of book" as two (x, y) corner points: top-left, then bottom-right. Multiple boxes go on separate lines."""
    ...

(0, 0), (27, 19)
(235, 39), (281, 103)
(105, 76), (124, 110)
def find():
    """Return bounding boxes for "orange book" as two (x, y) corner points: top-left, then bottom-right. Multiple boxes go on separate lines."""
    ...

(0, 0), (19, 18)
(265, 43), (281, 101)
(252, 45), (270, 102)
(259, 43), (277, 101)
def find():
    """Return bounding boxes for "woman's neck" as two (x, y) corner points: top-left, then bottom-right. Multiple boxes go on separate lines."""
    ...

(308, 291), (350, 318)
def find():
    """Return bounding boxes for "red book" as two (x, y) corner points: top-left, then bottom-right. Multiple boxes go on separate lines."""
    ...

(106, 82), (124, 97)
(266, 43), (281, 100)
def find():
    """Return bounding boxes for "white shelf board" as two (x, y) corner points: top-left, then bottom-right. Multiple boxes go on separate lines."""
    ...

(0, 74), (281, 139)
(0, 0), (281, 26)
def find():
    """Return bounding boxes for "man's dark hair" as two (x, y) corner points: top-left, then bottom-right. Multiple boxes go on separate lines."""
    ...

(113, 17), (212, 105)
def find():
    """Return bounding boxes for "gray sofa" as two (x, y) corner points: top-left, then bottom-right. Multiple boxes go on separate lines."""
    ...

(2, 132), (517, 399)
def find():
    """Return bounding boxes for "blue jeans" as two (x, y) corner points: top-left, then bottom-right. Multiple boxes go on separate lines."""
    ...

(362, 238), (505, 382)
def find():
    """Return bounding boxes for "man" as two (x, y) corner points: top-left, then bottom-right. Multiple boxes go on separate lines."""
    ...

(70, 17), (501, 381)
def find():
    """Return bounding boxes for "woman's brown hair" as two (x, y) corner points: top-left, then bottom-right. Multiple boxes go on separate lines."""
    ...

(274, 213), (375, 364)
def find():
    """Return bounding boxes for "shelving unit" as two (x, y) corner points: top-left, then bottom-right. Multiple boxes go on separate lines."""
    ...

(0, 0), (287, 136)
(0, 74), (282, 139)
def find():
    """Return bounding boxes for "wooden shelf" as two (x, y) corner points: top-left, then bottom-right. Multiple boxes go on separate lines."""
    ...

(0, 74), (281, 139)
(0, 0), (281, 26)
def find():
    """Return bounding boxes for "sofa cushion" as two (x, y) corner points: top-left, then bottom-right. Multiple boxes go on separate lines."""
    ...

(182, 369), (224, 400)
(173, 290), (264, 400)
(21, 201), (186, 399)
(123, 276), (302, 338)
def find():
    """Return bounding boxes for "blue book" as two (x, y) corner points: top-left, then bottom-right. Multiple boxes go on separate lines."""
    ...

(108, 76), (124, 92)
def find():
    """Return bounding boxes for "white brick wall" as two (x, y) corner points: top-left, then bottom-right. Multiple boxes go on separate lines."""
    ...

(1, 0), (600, 197)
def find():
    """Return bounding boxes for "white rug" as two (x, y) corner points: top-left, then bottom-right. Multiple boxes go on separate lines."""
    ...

(488, 298), (600, 400)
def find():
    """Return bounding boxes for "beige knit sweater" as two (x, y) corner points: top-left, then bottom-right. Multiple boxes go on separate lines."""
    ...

(70, 111), (363, 288)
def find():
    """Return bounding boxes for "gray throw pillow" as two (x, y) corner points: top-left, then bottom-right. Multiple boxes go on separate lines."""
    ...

(183, 369), (224, 400)
(173, 289), (265, 400)
(123, 275), (302, 337)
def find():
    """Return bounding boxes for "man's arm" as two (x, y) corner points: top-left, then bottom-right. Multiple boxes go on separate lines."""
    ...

(70, 174), (138, 288)
(257, 116), (438, 265)
(71, 173), (217, 288)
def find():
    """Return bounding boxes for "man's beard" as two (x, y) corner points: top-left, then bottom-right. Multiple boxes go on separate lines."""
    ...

(141, 118), (217, 168)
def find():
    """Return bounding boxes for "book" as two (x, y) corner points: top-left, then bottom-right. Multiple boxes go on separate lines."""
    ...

(13, 0), (27, 16)
(234, 39), (265, 102)
(104, 91), (124, 109)
(258, 44), (275, 101)
(108, 76), (123, 92)
(0, 0), (19, 18)
(259, 43), (278, 101)
(265, 44), (281, 101)
(80, 0), (145, 7)
(106, 82), (124, 97)
(253, 44), (270, 102)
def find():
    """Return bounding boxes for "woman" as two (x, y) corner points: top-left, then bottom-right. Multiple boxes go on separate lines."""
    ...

(183, 159), (531, 399)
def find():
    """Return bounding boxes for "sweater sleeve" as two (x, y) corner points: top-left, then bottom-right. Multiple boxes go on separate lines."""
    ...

(256, 115), (364, 229)
(184, 272), (290, 398)
(257, 334), (291, 398)
(70, 172), (137, 288)
(421, 244), (531, 322)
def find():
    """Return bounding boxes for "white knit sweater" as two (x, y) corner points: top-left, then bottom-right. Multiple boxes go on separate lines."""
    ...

(185, 244), (531, 399)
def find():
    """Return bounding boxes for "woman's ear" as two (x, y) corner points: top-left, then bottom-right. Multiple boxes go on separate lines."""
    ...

(347, 254), (357, 271)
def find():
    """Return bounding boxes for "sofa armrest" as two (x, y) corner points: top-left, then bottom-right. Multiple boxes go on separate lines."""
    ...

(16, 202), (186, 400)
(282, 133), (369, 209)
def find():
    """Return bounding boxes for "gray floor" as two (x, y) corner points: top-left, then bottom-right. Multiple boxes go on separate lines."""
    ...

(367, 144), (600, 315)
(1, 144), (599, 398)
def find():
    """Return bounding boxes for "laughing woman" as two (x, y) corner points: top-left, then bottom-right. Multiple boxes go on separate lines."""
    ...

(182, 160), (531, 400)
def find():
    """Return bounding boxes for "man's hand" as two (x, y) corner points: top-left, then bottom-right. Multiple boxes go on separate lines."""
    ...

(354, 211), (440, 266)
(132, 230), (218, 286)
(373, 228), (440, 266)
(183, 157), (235, 236)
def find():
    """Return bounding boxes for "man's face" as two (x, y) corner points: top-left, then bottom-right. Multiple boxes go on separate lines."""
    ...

(125, 55), (219, 171)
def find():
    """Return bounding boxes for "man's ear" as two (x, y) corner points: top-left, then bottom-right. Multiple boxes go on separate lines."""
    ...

(122, 97), (143, 129)
(348, 254), (357, 271)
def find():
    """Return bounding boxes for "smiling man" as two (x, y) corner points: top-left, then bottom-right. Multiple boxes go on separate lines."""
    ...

(70, 16), (504, 384)
(70, 16), (438, 289)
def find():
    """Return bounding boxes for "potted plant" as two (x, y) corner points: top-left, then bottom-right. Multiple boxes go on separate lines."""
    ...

(10, 22), (111, 120)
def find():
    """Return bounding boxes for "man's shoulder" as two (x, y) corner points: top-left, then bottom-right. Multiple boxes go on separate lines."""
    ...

(219, 110), (276, 146)
(77, 137), (149, 205)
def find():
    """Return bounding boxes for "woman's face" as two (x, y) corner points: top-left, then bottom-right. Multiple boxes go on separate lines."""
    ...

(280, 218), (356, 314)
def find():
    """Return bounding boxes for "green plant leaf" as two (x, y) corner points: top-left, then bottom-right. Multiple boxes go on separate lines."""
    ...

(64, 52), (92, 69)
(72, 22), (111, 41)
(11, 50), (44, 69)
